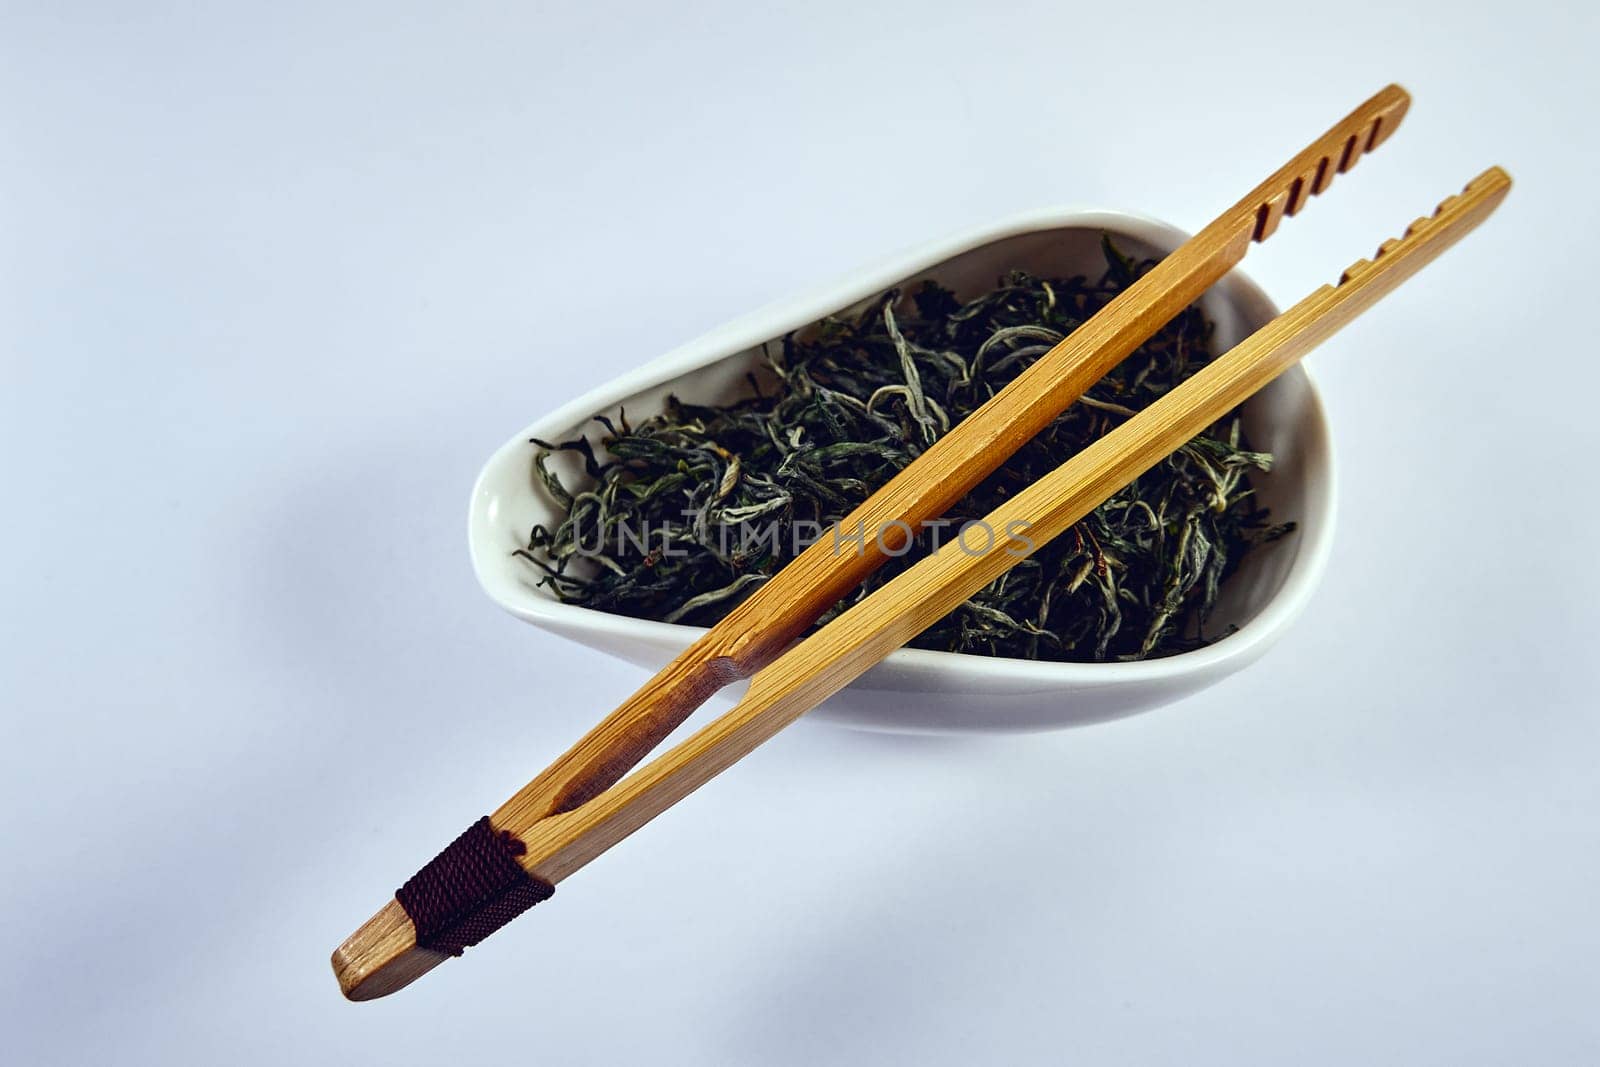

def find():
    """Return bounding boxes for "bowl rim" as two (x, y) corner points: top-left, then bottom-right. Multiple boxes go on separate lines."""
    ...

(469, 205), (1337, 688)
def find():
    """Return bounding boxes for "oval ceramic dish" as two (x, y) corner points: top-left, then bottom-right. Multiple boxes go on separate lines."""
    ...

(469, 209), (1335, 733)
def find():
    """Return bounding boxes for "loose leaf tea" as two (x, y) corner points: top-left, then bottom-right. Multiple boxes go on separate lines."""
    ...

(519, 238), (1294, 662)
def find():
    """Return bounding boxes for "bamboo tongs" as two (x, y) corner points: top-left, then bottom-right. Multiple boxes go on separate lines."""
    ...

(335, 85), (1510, 1000)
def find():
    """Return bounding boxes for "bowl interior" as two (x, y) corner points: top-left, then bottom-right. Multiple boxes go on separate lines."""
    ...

(474, 216), (1322, 671)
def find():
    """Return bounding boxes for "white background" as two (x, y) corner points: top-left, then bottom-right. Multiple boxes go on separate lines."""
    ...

(4, 2), (1597, 1063)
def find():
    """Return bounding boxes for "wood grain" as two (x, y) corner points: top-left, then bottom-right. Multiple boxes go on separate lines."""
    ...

(494, 83), (1414, 830)
(508, 167), (1511, 887)
(332, 900), (447, 1002)
(333, 86), (1440, 1001)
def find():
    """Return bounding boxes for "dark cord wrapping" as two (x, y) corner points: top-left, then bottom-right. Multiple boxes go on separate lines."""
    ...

(396, 816), (554, 956)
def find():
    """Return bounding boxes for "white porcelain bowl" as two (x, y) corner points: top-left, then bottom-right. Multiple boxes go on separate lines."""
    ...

(469, 209), (1335, 733)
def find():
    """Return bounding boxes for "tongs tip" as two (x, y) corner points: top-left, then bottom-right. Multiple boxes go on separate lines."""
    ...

(332, 898), (445, 1002)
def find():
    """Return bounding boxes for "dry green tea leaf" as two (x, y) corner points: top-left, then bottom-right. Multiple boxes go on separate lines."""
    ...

(520, 238), (1293, 662)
